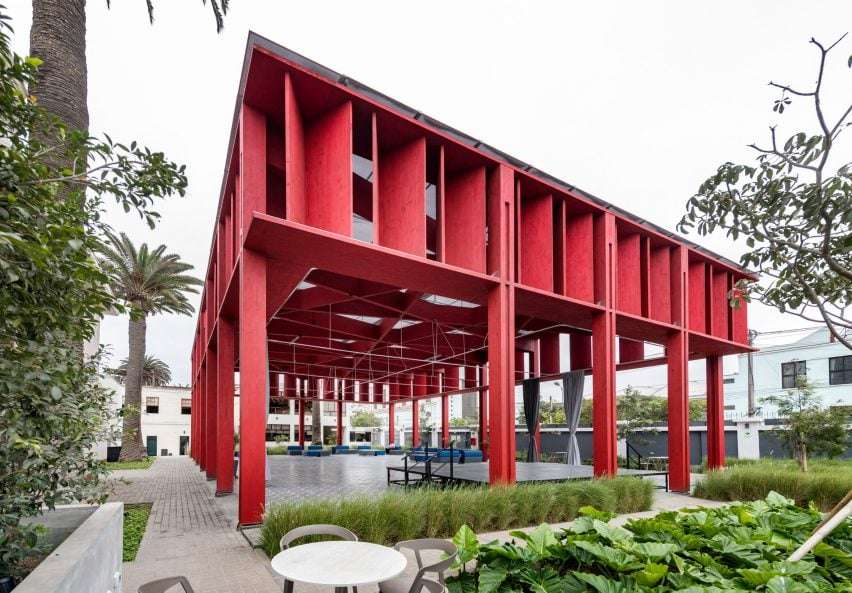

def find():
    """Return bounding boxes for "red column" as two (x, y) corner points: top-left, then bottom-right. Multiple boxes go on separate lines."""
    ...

(413, 373), (427, 447)
(190, 373), (197, 462)
(237, 102), (268, 526)
(668, 245), (691, 492)
(478, 365), (488, 460)
(441, 367), (458, 448)
(441, 395), (450, 447)
(706, 355), (725, 470)
(592, 212), (618, 477)
(412, 400), (421, 448)
(198, 361), (206, 471)
(539, 333), (560, 458)
(569, 332), (592, 370)
(216, 317), (235, 495)
(298, 396), (306, 447)
(205, 351), (217, 479)
(388, 402), (396, 447)
(336, 396), (344, 446)
(486, 165), (516, 484)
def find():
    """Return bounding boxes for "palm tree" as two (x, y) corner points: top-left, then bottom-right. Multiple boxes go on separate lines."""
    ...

(111, 355), (172, 387)
(101, 231), (201, 460)
(29, 0), (227, 143)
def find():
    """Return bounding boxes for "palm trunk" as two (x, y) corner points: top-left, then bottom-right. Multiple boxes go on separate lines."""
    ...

(30, 0), (89, 135)
(119, 313), (147, 460)
(311, 401), (322, 445)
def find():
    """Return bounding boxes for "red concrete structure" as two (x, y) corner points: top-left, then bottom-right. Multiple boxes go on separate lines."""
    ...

(190, 34), (755, 526)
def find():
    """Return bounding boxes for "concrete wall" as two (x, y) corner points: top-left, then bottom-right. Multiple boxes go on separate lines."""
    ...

(16, 502), (123, 593)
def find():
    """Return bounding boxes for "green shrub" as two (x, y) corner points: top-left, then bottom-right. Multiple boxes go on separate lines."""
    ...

(261, 477), (654, 556)
(448, 492), (852, 593)
(267, 446), (288, 455)
(103, 458), (154, 471)
(693, 459), (852, 510)
(123, 503), (151, 562)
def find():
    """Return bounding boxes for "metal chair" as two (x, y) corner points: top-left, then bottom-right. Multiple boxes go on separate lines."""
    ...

(417, 579), (449, 593)
(379, 539), (457, 593)
(279, 524), (359, 593)
(138, 576), (195, 593)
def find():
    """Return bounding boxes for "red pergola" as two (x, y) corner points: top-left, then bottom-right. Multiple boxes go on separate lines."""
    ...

(190, 33), (755, 526)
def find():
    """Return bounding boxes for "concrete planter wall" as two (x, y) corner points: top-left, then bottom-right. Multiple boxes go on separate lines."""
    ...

(15, 502), (123, 593)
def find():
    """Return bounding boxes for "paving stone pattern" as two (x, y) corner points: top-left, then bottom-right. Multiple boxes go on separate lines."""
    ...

(108, 456), (715, 593)
(109, 458), (282, 593)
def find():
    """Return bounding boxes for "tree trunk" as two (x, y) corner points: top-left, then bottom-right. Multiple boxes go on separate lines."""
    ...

(30, 0), (88, 135)
(311, 401), (322, 445)
(119, 313), (147, 460)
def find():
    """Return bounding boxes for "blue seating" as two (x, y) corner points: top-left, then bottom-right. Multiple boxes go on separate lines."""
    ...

(331, 445), (350, 454)
(287, 445), (303, 456)
(356, 444), (371, 450)
(307, 444), (323, 450)
(358, 449), (386, 456)
(460, 449), (484, 463)
(435, 449), (463, 459)
(306, 447), (331, 457)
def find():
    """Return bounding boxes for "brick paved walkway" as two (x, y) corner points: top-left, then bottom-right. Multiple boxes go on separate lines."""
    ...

(109, 458), (281, 593)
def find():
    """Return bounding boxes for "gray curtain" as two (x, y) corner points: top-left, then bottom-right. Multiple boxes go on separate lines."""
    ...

(522, 378), (541, 462)
(561, 371), (585, 465)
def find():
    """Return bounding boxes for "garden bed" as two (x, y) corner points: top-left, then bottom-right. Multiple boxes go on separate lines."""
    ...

(122, 503), (151, 562)
(261, 478), (653, 555)
(103, 457), (155, 471)
(693, 459), (852, 510)
(448, 492), (852, 593)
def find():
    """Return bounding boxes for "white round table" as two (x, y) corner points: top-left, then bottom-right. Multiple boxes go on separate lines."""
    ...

(271, 541), (407, 592)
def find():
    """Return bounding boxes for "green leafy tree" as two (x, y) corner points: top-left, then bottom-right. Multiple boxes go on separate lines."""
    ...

(762, 377), (849, 471)
(617, 387), (664, 447)
(0, 9), (187, 578)
(350, 410), (380, 428)
(100, 232), (200, 461)
(679, 35), (852, 348)
(110, 354), (172, 387)
(450, 416), (478, 428)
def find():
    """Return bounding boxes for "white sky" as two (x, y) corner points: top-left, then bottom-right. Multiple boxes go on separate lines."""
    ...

(6, 1), (852, 387)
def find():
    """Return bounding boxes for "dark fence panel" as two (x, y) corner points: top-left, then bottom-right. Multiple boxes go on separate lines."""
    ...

(516, 428), (737, 465)
(759, 429), (852, 459)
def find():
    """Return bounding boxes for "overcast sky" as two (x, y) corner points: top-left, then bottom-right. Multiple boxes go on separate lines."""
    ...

(6, 1), (852, 387)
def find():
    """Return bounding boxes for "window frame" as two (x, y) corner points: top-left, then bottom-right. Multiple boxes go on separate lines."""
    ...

(829, 355), (852, 386)
(781, 360), (806, 389)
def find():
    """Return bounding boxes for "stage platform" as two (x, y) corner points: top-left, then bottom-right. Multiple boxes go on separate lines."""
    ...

(388, 460), (669, 490)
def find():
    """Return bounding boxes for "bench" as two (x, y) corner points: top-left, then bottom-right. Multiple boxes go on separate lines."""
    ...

(358, 449), (386, 456)
(332, 445), (357, 454)
(305, 448), (331, 457)
(287, 445), (304, 456)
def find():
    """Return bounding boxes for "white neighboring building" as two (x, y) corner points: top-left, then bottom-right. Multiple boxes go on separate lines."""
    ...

(95, 376), (192, 459)
(724, 328), (852, 417)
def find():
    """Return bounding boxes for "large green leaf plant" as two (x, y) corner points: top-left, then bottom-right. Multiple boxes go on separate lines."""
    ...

(448, 493), (852, 593)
